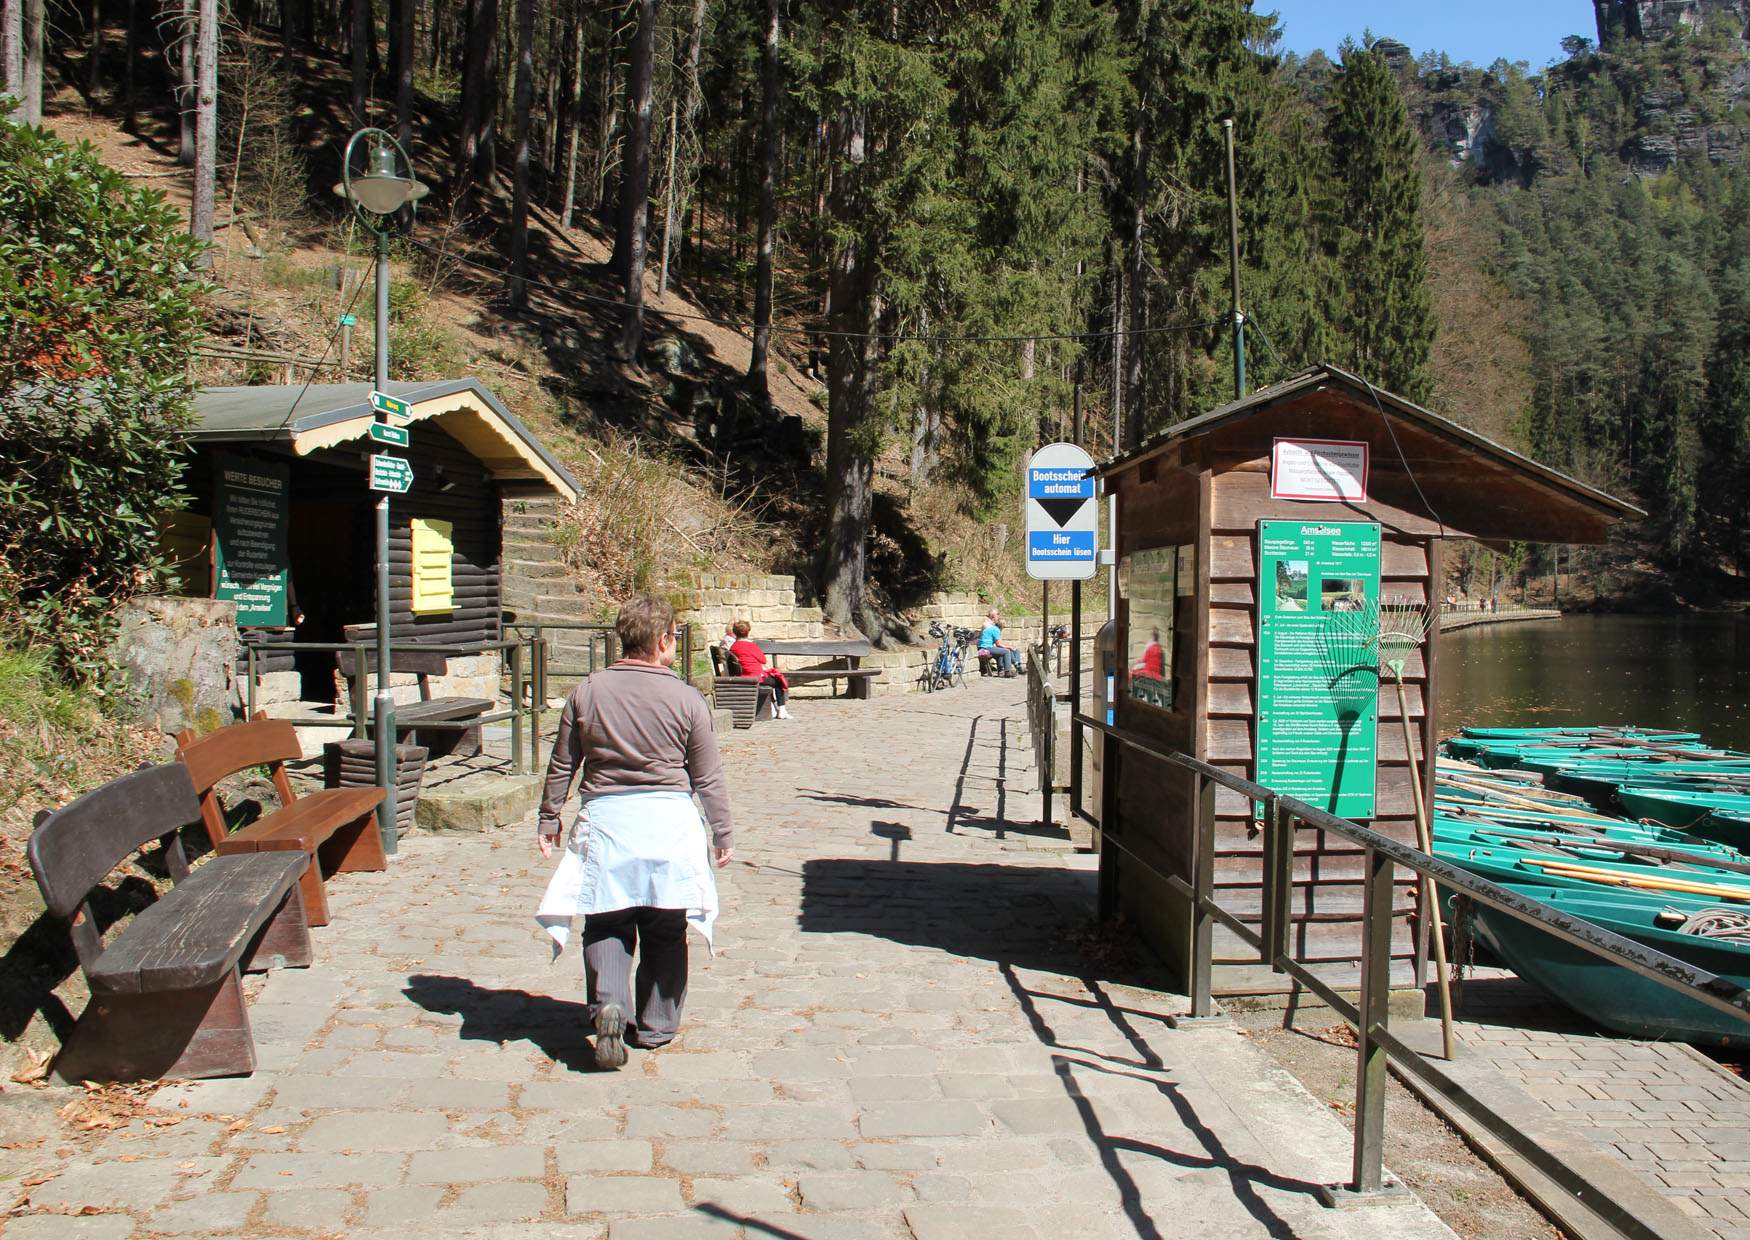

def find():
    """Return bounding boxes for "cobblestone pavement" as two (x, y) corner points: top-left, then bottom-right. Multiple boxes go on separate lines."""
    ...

(1455, 973), (1750, 1238)
(3, 679), (1452, 1238)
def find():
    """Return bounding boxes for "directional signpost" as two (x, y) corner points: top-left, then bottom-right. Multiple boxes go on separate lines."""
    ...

(370, 389), (410, 419)
(369, 421), (409, 447)
(1024, 442), (1098, 581)
(369, 453), (414, 493)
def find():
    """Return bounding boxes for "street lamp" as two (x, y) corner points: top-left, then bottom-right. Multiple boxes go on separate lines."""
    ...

(335, 127), (427, 857)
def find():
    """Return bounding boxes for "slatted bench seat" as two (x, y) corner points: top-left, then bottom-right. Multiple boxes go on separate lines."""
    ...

(336, 645), (494, 758)
(708, 644), (776, 729)
(758, 639), (879, 700)
(28, 764), (313, 1082)
(177, 714), (386, 928)
(785, 667), (883, 695)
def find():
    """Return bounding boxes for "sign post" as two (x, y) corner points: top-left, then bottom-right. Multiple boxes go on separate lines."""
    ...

(1024, 443), (1099, 582)
(369, 453), (415, 493)
(1255, 520), (1382, 818)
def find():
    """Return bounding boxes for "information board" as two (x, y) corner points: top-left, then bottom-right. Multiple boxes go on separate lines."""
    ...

(1270, 437), (1368, 502)
(1024, 442), (1098, 581)
(213, 453), (291, 628)
(1255, 519), (1381, 818)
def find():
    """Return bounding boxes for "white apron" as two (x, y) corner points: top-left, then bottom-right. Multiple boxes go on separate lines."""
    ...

(535, 789), (718, 958)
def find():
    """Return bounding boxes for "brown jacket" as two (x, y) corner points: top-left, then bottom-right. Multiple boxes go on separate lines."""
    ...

(538, 663), (734, 847)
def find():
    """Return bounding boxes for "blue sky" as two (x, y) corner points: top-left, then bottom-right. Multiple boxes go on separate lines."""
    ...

(1267, 2), (1597, 69)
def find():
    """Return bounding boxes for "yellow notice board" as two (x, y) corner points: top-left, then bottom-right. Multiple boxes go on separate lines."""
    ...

(410, 518), (456, 614)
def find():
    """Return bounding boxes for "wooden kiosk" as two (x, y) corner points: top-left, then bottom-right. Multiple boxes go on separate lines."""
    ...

(1087, 364), (1639, 996)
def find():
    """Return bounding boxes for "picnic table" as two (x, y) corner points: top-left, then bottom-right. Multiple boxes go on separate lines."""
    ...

(757, 638), (878, 699)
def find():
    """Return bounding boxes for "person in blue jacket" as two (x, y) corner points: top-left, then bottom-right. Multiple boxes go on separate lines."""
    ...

(977, 609), (1022, 677)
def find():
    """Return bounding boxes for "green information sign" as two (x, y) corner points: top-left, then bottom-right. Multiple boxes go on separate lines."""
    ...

(213, 453), (291, 628)
(1255, 519), (1382, 818)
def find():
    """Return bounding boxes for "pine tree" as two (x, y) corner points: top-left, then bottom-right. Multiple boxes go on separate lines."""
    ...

(1325, 41), (1434, 400)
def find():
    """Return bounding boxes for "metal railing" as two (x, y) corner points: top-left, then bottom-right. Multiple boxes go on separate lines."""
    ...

(1025, 648), (1057, 830)
(1066, 703), (1750, 1212)
(242, 637), (538, 773)
(505, 622), (697, 772)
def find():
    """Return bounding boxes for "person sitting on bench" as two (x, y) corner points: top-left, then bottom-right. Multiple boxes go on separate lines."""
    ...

(729, 620), (793, 720)
(978, 609), (1022, 677)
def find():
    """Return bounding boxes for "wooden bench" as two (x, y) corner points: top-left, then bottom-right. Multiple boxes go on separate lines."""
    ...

(176, 714), (386, 928)
(27, 764), (313, 1082)
(708, 644), (776, 729)
(757, 639), (880, 700)
(336, 644), (495, 758)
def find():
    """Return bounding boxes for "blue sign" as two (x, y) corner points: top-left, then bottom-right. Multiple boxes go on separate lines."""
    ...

(1028, 530), (1096, 562)
(1028, 466), (1095, 501)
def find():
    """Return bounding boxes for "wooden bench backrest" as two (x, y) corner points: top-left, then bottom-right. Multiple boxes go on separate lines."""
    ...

(28, 765), (198, 978)
(175, 714), (303, 850)
(334, 647), (451, 679)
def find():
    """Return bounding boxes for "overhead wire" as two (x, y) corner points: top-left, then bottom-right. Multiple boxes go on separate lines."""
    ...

(263, 257), (376, 443)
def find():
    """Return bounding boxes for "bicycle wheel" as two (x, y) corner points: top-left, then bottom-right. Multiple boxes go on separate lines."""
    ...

(951, 664), (967, 689)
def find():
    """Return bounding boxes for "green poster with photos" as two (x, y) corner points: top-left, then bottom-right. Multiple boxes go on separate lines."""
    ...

(1255, 520), (1381, 818)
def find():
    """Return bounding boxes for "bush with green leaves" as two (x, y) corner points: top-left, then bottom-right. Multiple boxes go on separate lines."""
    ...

(0, 112), (208, 681)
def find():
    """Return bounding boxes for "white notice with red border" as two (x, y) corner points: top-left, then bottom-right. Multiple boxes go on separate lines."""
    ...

(1269, 438), (1368, 503)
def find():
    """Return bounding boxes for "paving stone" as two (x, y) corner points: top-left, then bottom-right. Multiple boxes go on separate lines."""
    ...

(857, 1102), (989, 1138)
(3, 1214), (139, 1239)
(365, 1185), (446, 1226)
(567, 1174), (687, 1214)
(723, 1105), (857, 1140)
(760, 1139), (858, 1170)
(658, 1141), (758, 1175)
(797, 1171), (908, 1210)
(623, 1105), (720, 1138)
(232, 1151), (405, 1189)
(558, 1141), (656, 1173)
(607, 1216), (744, 1239)
(150, 1190), (259, 1233)
(690, 1176), (797, 1214)
(31, 1156), (228, 1210)
(303, 1108), (455, 1151)
(903, 1204), (1035, 1238)
(444, 1180), (551, 1222)
(272, 1074), (408, 1110)
(264, 1187), (353, 1229)
(408, 1144), (545, 1183)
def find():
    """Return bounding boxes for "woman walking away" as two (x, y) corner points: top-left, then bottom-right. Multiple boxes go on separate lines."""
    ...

(728, 619), (793, 720)
(535, 595), (735, 1070)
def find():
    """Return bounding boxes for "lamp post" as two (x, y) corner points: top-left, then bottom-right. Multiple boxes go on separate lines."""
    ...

(335, 127), (428, 856)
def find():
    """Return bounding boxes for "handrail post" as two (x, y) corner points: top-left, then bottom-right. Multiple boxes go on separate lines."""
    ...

(1259, 794), (1279, 969)
(350, 642), (368, 740)
(1189, 770), (1217, 1020)
(1270, 798), (1293, 972)
(509, 641), (525, 775)
(681, 622), (693, 687)
(1349, 844), (1394, 1197)
(530, 630), (545, 771)
(246, 645), (258, 720)
(1069, 580), (1083, 821)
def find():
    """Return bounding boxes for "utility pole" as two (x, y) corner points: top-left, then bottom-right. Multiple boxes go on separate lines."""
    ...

(1223, 118), (1245, 400)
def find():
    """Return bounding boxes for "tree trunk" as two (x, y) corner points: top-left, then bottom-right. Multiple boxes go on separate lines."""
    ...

(281, 0), (300, 62)
(508, 0), (533, 308)
(613, 0), (657, 358)
(457, 0), (498, 208)
(658, 0), (705, 293)
(391, 0), (413, 149)
(351, 0), (368, 126)
(746, 0), (780, 394)
(87, 0), (103, 100)
(1124, 122), (1148, 448)
(657, 97), (679, 291)
(822, 107), (877, 633)
(559, 0), (584, 228)
(2, 0), (21, 120)
(122, 0), (137, 129)
(18, 0), (39, 122)
(191, 0), (218, 261)
(177, 4), (195, 165)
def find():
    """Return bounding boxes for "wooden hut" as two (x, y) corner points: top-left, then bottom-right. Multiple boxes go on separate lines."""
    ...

(1091, 364), (1640, 996)
(165, 379), (581, 707)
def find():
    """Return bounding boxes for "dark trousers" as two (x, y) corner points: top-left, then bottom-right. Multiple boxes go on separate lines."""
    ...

(582, 906), (688, 1046)
(760, 672), (788, 705)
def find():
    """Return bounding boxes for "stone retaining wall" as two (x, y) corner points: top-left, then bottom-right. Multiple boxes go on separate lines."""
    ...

(112, 595), (239, 736)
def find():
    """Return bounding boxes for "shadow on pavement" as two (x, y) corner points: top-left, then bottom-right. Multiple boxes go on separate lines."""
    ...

(402, 973), (596, 1073)
(798, 858), (1095, 975)
(1000, 963), (1321, 1239)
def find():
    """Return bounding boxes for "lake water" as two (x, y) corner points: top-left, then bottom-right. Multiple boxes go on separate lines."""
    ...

(1440, 614), (1750, 752)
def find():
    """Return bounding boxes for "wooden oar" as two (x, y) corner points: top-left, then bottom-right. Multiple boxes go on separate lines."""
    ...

(1435, 778), (1624, 826)
(1470, 828), (1750, 877)
(1516, 858), (1750, 902)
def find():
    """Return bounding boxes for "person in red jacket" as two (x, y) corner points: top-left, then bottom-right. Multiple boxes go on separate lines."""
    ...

(729, 619), (792, 720)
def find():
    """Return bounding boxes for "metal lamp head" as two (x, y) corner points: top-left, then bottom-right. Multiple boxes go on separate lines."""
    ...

(336, 128), (429, 222)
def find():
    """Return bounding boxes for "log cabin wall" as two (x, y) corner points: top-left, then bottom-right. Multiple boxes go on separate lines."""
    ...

(1107, 439), (1438, 995)
(1109, 461), (1204, 967)
(1201, 451), (1434, 994)
(199, 422), (503, 678)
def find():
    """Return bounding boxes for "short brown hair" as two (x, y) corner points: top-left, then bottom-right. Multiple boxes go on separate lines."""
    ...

(732, 619), (751, 639)
(616, 595), (676, 659)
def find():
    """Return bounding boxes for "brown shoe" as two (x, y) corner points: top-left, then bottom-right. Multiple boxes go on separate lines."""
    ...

(594, 1003), (628, 1070)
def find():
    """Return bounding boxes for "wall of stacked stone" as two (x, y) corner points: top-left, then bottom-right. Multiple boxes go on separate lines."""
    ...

(676, 571), (827, 643)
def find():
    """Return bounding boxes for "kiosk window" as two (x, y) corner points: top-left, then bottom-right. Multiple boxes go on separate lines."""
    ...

(1120, 544), (1188, 711)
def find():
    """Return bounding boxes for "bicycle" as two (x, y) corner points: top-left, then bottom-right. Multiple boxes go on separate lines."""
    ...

(924, 623), (975, 691)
